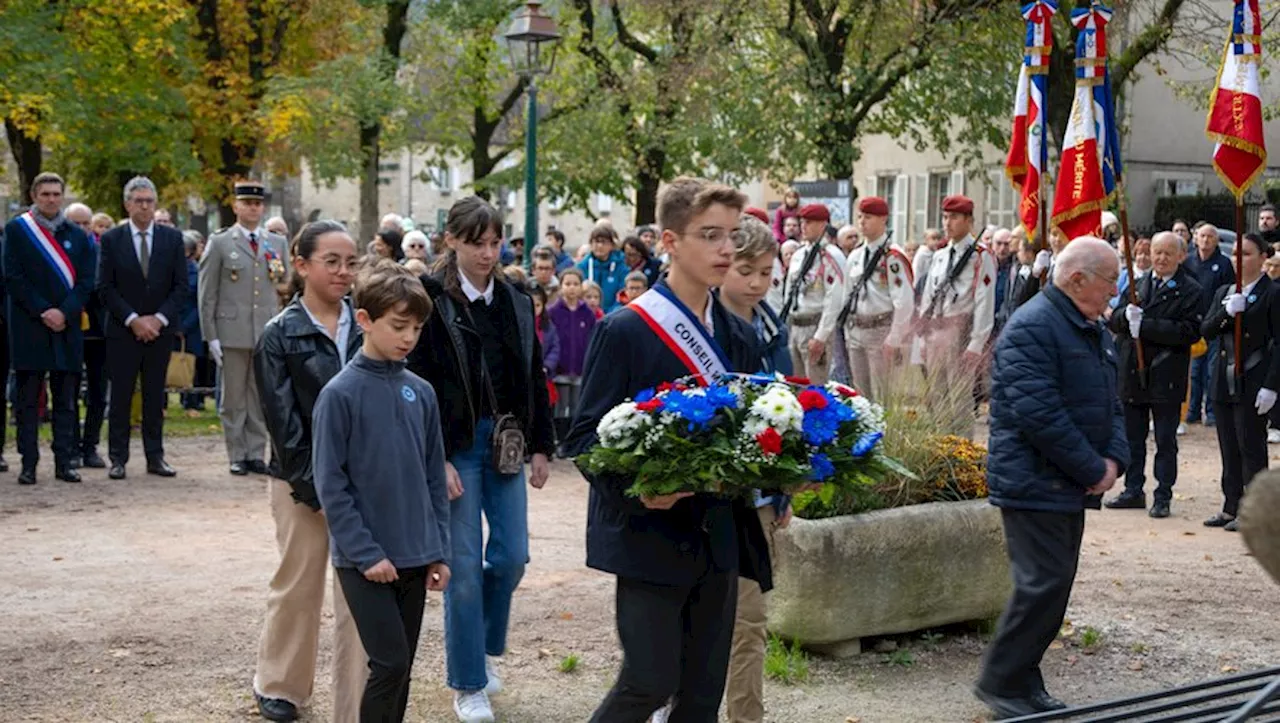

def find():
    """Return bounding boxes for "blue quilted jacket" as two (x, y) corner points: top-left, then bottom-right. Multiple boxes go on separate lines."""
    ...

(986, 286), (1130, 512)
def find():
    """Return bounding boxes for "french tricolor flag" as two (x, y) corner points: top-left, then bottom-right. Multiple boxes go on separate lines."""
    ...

(1206, 0), (1267, 199)
(1006, 2), (1056, 243)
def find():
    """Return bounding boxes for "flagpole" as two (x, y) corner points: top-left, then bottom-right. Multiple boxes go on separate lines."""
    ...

(1114, 174), (1147, 380)
(1235, 200), (1244, 379)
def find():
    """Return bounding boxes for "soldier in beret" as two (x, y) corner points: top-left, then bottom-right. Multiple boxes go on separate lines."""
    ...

(781, 203), (846, 384)
(199, 182), (289, 476)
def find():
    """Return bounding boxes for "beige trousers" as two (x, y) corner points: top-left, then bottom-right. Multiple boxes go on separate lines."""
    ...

(725, 505), (778, 723)
(845, 324), (892, 402)
(254, 480), (367, 721)
(219, 348), (269, 463)
(788, 325), (829, 384)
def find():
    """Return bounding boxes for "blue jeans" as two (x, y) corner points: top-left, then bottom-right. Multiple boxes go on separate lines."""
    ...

(444, 417), (529, 692)
(1188, 338), (1218, 422)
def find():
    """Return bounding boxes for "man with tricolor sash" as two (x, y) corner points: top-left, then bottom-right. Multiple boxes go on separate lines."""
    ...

(2, 172), (97, 485)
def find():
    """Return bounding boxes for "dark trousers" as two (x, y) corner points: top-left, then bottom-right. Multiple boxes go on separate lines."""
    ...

(978, 508), (1085, 697)
(1123, 401), (1180, 502)
(80, 338), (108, 456)
(1188, 341), (1218, 422)
(106, 336), (171, 465)
(336, 565), (428, 723)
(0, 319), (8, 457)
(1213, 399), (1268, 517)
(15, 370), (79, 470)
(590, 570), (738, 723)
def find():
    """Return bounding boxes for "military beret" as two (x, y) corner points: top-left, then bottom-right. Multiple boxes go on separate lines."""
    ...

(858, 196), (889, 217)
(234, 181), (266, 200)
(744, 207), (769, 224)
(941, 195), (974, 215)
(798, 203), (830, 222)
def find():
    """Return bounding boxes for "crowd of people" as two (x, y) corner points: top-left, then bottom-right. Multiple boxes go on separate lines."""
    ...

(5, 170), (1279, 723)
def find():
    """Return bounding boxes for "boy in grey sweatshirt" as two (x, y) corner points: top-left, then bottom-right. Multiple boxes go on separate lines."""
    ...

(312, 259), (450, 722)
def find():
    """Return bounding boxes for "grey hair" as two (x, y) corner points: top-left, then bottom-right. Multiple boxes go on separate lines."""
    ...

(1198, 223), (1219, 240)
(181, 230), (203, 254)
(123, 176), (157, 203)
(836, 224), (858, 241)
(65, 202), (93, 219)
(1052, 236), (1118, 287)
(401, 229), (428, 252)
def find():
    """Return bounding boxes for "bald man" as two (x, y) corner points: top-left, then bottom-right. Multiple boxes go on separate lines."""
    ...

(1106, 233), (1202, 518)
(978, 237), (1127, 718)
(64, 203), (110, 468)
(65, 203), (93, 235)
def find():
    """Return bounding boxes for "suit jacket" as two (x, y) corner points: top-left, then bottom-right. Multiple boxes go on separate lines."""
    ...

(2, 213), (96, 371)
(96, 222), (188, 340)
(565, 280), (774, 591)
(198, 226), (288, 350)
(1201, 275), (1280, 404)
(82, 234), (107, 339)
(1109, 267), (1202, 405)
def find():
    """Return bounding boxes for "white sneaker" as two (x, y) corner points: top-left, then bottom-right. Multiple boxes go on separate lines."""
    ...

(1269, 429), (1280, 444)
(454, 690), (495, 723)
(484, 655), (504, 695)
(650, 701), (673, 723)
(1177, 423), (1188, 436)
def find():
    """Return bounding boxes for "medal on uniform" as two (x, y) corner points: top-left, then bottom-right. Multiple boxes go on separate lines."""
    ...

(230, 269), (240, 282)
(265, 248), (286, 283)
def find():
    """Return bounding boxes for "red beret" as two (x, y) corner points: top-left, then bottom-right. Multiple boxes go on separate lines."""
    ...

(744, 207), (769, 224)
(798, 203), (830, 222)
(941, 195), (974, 215)
(858, 196), (889, 217)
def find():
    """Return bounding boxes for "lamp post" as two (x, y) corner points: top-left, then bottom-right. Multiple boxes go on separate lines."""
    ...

(504, 1), (560, 271)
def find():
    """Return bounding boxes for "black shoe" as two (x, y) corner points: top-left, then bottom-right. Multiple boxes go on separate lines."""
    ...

(246, 459), (269, 475)
(81, 452), (106, 469)
(0, 457), (8, 473)
(55, 467), (81, 483)
(1204, 513), (1235, 527)
(229, 461), (249, 476)
(67, 457), (81, 470)
(1225, 518), (1241, 532)
(17, 468), (36, 485)
(254, 694), (298, 722)
(1030, 689), (1068, 712)
(108, 464), (127, 480)
(1104, 491), (1146, 510)
(973, 686), (1041, 720)
(146, 459), (176, 477)
(1149, 501), (1171, 518)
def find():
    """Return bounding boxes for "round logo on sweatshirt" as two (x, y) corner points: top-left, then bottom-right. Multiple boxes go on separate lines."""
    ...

(401, 385), (416, 402)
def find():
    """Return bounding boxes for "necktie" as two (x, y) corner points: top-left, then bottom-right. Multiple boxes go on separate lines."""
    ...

(946, 245), (956, 275)
(249, 232), (259, 256)
(138, 230), (150, 278)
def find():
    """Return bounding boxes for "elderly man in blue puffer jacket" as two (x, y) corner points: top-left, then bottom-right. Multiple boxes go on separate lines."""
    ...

(973, 236), (1130, 720)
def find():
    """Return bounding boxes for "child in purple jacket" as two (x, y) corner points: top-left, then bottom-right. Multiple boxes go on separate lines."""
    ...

(547, 267), (596, 450)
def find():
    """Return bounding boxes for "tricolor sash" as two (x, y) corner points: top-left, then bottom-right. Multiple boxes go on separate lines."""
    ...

(17, 212), (76, 291)
(628, 284), (731, 385)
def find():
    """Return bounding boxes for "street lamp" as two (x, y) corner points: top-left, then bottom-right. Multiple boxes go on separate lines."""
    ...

(503, 1), (560, 270)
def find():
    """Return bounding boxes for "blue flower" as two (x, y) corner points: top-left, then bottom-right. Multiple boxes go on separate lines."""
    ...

(802, 409), (840, 445)
(663, 391), (716, 429)
(634, 388), (656, 403)
(748, 373), (774, 385)
(851, 431), (884, 458)
(704, 385), (739, 411)
(809, 453), (835, 481)
(832, 399), (856, 422)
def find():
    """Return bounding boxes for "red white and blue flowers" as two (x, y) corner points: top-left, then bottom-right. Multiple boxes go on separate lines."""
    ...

(579, 373), (906, 499)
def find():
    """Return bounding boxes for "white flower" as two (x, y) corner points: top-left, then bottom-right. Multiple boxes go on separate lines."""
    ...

(597, 402), (653, 448)
(749, 387), (804, 433)
(847, 395), (885, 432)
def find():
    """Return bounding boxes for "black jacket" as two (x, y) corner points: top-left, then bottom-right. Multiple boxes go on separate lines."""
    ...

(1201, 275), (1280, 404)
(253, 297), (363, 509)
(407, 273), (555, 459)
(1185, 248), (1236, 315)
(565, 280), (775, 591)
(96, 223), (187, 339)
(2, 213), (96, 372)
(1109, 268), (1202, 404)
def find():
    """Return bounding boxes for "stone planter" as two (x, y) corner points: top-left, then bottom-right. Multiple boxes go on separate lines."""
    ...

(767, 499), (1011, 655)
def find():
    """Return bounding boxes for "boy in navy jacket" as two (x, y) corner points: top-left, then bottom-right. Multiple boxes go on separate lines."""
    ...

(566, 177), (773, 723)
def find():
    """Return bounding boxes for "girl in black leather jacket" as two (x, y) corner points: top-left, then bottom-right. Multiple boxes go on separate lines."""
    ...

(249, 220), (367, 723)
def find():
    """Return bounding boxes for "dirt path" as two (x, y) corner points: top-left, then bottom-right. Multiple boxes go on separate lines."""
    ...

(1, 424), (1278, 722)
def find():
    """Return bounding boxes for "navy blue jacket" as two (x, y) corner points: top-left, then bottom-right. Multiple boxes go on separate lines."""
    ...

(82, 234), (106, 339)
(565, 280), (774, 590)
(1184, 248), (1235, 315)
(2, 213), (96, 371)
(986, 286), (1130, 512)
(179, 258), (204, 357)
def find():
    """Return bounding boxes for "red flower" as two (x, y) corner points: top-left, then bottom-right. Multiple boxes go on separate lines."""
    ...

(797, 390), (828, 411)
(755, 428), (783, 456)
(784, 375), (811, 386)
(635, 398), (664, 413)
(656, 382), (674, 393)
(831, 383), (859, 398)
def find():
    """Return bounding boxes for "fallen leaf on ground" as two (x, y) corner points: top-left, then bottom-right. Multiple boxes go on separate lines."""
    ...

(1183, 531), (1196, 536)
(1223, 665), (1239, 673)
(1128, 659), (1144, 671)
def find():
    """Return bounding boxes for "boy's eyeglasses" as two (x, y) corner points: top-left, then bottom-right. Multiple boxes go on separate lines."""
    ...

(683, 227), (745, 245)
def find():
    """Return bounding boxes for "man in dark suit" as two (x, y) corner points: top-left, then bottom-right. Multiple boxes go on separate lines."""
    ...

(2, 172), (97, 485)
(65, 202), (109, 469)
(96, 176), (187, 479)
(1106, 232), (1202, 518)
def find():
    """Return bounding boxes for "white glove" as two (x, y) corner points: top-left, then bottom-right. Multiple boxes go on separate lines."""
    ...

(1032, 250), (1051, 276)
(1224, 293), (1247, 317)
(1257, 388), (1277, 416)
(1125, 305), (1143, 339)
(209, 339), (224, 366)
